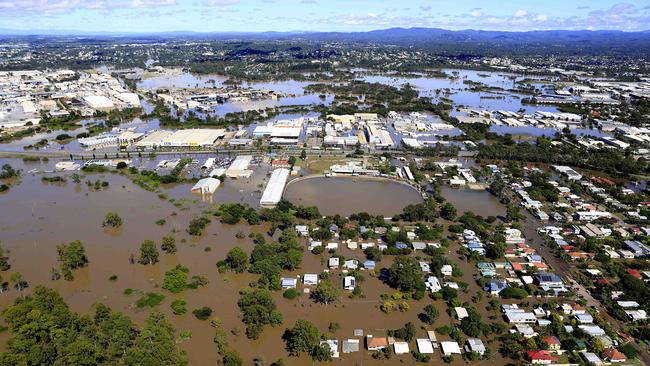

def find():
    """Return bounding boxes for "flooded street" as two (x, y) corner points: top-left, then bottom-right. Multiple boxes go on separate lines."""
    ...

(284, 176), (423, 217)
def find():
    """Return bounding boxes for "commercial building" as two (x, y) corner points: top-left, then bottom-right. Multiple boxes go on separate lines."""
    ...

(161, 129), (226, 148)
(191, 177), (221, 194)
(226, 155), (253, 178)
(260, 168), (290, 207)
(82, 95), (115, 111)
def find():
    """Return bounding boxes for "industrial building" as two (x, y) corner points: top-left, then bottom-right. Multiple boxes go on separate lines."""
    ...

(82, 95), (115, 111)
(226, 155), (253, 178)
(161, 129), (226, 148)
(191, 177), (221, 194)
(365, 125), (394, 147)
(260, 168), (290, 207)
(135, 130), (174, 149)
(253, 118), (303, 144)
(132, 129), (226, 149)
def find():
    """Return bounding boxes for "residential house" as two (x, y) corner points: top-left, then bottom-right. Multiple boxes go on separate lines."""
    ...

(455, 307), (469, 320)
(441, 264), (453, 276)
(464, 338), (486, 355)
(602, 348), (626, 363)
(342, 339), (360, 353)
(343, 276), (356, 291)
(527, 350), (558, 365)
(416, 339), (434, 354)
(543, 336), (561, 351)
(426, 276), (442, 293)
(363, 260), (376, 270)
(440, 341), (462, 356)
(366, 336), (388, 351)
(393, 341), (410, 355)
(303, 274), (319, 286)
(281, 278), (297, 289)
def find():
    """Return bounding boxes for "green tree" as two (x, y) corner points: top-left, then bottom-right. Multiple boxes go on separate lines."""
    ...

(312, 280), (340, 304)
(387, 255), (423, 292)
(422, 304), (439, 325)
(162, 265), (189, 293)
(10, 272), (24, 291)
(440, 202), (457, 220)
(57, 240), (88, 281)
(138, 240), (159, 265)
(171, 299), (187, 315)
(311, 343), (333, 362)
(225, 247), (248, 273)
(389, 321), (416, 341)
(102, 212), (123, 228)
(237, 289), (283, 339)
(283, 320), (320, 356)
(192, 306), (213, 320)
(1, 286), (186, 365)
(161, 235), (176, 254)
(0, 245), (10, 271)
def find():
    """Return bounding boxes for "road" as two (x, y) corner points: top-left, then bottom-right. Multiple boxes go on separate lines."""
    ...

(520, 211), (650, 366)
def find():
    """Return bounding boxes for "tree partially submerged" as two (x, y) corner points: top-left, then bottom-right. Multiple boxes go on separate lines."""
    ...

(0, 286), (186, 365)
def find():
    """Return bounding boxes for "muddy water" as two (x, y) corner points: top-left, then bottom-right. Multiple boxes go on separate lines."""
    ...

(441, 186), (506, 218)
(0, 159), (508, 366)
(284, 176), (423, 217)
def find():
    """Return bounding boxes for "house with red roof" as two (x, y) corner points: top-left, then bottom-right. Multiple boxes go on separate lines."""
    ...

(543, 336), (561, 351)
(626, 269), (642, 280)
(527, 350), (558, 364)
(603, 348), (626, 363)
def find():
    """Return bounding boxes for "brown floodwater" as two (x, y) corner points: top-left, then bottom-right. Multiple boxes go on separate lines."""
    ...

(441, 186), (506, 218)
(284, 176), (423, 217)
(0, 158), (512, 365)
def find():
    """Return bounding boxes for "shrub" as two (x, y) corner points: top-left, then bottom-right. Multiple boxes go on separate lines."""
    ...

(283, 288), (299, 299)
(171, 299), (187, 315)
(192, 306), (213, 320)
(102, 212), (122, 228)
(135, 292), (165, 308)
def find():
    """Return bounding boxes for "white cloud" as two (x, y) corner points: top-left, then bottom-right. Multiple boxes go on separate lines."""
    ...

(131, 0), (176, 8)
(0, 0), (176, 16)
(204, 0), (240, 5)
(513, 9), (527, 18)
(470, 8), (482, 17)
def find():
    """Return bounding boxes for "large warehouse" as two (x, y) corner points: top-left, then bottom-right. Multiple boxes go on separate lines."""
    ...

(226, 155), (253, 178)
(82, 95), (115, 111)
(260, 168), (290, 207)
(134, 129), (226, 149)
(161, 129), (226, 147)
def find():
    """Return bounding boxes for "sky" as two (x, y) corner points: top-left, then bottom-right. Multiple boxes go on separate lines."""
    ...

(0, 0), (649, 33)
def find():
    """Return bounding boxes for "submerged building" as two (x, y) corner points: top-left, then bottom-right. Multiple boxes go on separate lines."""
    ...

(260, 168), (290, 207)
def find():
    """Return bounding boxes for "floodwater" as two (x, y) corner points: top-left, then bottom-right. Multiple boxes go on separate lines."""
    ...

(2, 158), (506, 366)
(441, 186), (506, 218)
(360, 69), (560, 114)
(137, 72), (229, 90)
(284, 176), (423, 217)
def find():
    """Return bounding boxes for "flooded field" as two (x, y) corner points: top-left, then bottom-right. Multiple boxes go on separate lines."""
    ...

(360, 69), (560, 114)
(441, 186), (506, 218)
(137, 72), (229, 90)
(0, 158), (488, 366)
(284, 176), (423, 216)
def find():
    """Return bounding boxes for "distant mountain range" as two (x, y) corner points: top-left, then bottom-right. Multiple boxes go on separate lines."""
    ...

(1, 27), (648, 40)
(2, 27), (650, 55)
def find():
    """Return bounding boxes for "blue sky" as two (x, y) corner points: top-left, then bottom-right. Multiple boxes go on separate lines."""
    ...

(0, 1), (649, 33)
